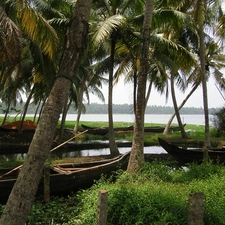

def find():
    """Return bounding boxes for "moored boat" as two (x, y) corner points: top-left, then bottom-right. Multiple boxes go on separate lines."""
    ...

(81, 124), (185, 135)
(158, 138), (225, 165)
(0, 152), (130, 203)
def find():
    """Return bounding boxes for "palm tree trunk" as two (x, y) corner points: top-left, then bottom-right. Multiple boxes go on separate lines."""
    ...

(127, 0), (154, 173)
(163, 82), (199, 135)
(2, 100), (12, 125)
(108, 38), (120, 156)
(0, 1), (92, 224)
(198, 3), (211, 147)
(145, 80), (153, 109)
(170, 73), (188, 138)
(33, 99), (41, 123)
(37, 97), (47, 123)
(74, 85), (85, 134)
(18, 85), (36, 133)
(133, 70), (137, 114)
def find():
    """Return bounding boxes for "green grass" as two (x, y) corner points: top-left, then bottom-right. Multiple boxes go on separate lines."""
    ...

(1, 161), (224, 224)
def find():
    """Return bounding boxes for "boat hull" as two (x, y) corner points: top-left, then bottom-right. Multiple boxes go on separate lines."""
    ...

(0, 152), (130, 203)
(158, 138), (225, 165)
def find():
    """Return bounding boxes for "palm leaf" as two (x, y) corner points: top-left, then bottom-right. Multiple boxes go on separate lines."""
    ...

(18, 3), (59, 59)
(0, 5), (22, 68)
(92, 14), (126, 45)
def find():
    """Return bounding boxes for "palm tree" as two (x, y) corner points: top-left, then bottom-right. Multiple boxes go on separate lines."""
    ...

(91, 0), (137, 156)
(0, 0), (93, 224)
(0, 0), (60, 124)
(127, 0), (154, 173)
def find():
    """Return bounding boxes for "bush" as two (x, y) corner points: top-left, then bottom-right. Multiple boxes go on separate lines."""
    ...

(2, 161), (225, 224)
(211, 107), (225, 137)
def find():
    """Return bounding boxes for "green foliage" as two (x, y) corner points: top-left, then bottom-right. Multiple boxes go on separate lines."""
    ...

(211, 107), (225, 137)
(1, 162), (225, 224)
(63, 162), (225, 225)
(26, 196), (80, 225)
(0, 159), (24, 168)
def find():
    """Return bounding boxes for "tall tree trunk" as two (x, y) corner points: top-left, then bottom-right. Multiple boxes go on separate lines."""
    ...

(18, 85), (36, 133)
(0, 1), (92, 224)
(37, 97), (47, 123)
(57, 97), (71, 143)
(133, 70), (137, 114)
(33, 99), (41, 123)
(198, 0), (211, 147)
(127, 0), (154, 173)
(74, 82), (85, 134)
(163, 82), (199, 135)
(145, 80), (153, 109)
(170, 73), (188, 138)
(108, 38), (120, 156)
(2, 100), (12, 125)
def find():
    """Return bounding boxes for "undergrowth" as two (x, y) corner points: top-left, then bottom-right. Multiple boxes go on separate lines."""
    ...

(1, 161), (223, 224)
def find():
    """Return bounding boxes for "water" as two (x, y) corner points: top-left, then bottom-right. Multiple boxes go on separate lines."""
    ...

(0, 146), (166, 161)
(0, 113), (210, 161)
(65, 114), (213, 126)
(2, 113), (212, 125)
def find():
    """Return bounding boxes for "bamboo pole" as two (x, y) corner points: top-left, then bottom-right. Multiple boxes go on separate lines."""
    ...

(50, 130), (88, 152)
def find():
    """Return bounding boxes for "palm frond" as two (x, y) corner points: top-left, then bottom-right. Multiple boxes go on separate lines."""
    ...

(92, 14), (126, 45)
(17, 3), (59, 59)
(0, 5), (22, 68)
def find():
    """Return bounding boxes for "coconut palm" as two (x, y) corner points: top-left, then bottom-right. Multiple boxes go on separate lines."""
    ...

(127, 0), (154, 173)
(0, 0), (93, 224)
(91, 0), (146, 155)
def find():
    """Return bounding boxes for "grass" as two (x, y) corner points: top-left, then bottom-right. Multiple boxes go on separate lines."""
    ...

(1, 161), (224, 224)
(1, 118), (225, 224)
(0, 118), (222, 168)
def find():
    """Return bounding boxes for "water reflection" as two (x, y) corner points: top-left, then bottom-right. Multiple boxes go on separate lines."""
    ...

(0, 146), (166, 162)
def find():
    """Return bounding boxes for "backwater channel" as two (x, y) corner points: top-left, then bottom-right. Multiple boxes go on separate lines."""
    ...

(0, 114), (211, 162)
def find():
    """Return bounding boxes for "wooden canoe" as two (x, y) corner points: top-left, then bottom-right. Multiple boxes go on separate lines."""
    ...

(81, 124), (185, 135)
(0, 152), (130, 203)
(81, 124), (134, 135)
(158, 138), (225, 165)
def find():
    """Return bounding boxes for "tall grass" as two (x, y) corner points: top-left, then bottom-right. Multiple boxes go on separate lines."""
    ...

(5, 161), (224, 224)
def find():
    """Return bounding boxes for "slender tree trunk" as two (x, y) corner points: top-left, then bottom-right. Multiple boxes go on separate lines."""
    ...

(127, 0), (154, 173)
(108, 38), (119, 156)
(198, 0), (211, 147)
(145, 80), (153, 109)
(37, 97), (47, 123)
(0, 1), (92, 224)
(19, 85), (36, 133)
(57, 97), (70, 143)
(133, 71), (137, 114)
(2, 100), (12, 125)
(33, 99), (41, 123)
(74, 82), (85, 134)
(163, 82), (199, 135)
(170, 73), (188, 138)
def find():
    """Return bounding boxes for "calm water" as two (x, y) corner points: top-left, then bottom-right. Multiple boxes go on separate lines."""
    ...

(0, 113), (212, 161)
(65, 114), (213, 126)
(2, 113), (212, 125)
(0, 146), (166, 161)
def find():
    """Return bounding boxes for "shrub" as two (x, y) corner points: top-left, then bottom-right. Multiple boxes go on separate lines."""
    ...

(211, 107), (225, 137)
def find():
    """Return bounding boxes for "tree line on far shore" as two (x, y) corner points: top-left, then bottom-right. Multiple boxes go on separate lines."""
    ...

(0, 102), (220, 116)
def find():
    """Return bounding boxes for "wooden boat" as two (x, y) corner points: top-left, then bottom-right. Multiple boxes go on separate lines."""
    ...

(81, 124), (185, 135)
(158, 138), (225, 165)
(81, 124), (134, 135)
(0, 152), (130, 203)
(144, 124), (186, 133)
(0, 120), (37, 132)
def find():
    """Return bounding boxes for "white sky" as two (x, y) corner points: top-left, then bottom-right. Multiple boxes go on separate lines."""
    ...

(89, 2), (225, 109)
(89, 75), (225, 108)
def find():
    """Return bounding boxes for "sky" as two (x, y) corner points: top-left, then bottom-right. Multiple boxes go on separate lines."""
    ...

(89, 2), (225, 109)
(89, 75), (225, 108)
